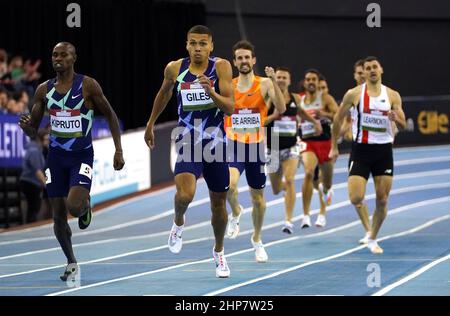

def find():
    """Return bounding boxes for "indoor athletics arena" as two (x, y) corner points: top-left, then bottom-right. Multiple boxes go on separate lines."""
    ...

(0, 0), (449, 304)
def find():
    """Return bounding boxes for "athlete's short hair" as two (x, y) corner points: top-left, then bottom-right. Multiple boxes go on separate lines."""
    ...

(275, 66), (291, 75)
(232, 40), (256, 59)
(353, 59), (364, 72)
(363, 56), (381, 67)
(318, 74), (327, 82)
(187, 25), (212, 38)
(304, 68), (321, 79)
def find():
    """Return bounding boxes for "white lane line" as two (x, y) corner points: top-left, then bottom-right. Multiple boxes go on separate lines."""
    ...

(2, 187), (448, 279)
(372, 253), (450, 296)
(1, 169), (449, 261)
(203, 214), (450, 296)
(1, 153), (449, 239)
(0, 185), (176, 236)
(43, 196), (450, 296)
(2, 159), (450, 246)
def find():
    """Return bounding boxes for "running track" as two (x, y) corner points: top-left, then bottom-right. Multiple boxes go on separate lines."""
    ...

(0, 145), (449, 296)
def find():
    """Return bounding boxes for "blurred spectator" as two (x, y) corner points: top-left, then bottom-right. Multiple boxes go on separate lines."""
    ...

(9, 55), (24, 80)
(6, 91), (28, 114)
(0, 49), (7, 78)
(0, 50), (41, 110)
(20, 129), (46, 223)
(0, 88), (9, 114)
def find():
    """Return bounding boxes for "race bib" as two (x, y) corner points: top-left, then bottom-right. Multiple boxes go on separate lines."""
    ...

(49, 109), (83, 138)
(298, 141), (307, 153)
(180, 82), (216, 111)
(45, 168), (51, 184)
(274, 116), (297, 136)
(231, 109), (261, 133)
(361, 111), (389, 133)
(300, 121), (316, 138)
(79, 163), (93, 180)
(290, 144), (301, 156)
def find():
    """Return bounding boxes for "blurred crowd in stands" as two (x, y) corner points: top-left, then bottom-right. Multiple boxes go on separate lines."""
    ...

(1, 48), (52, 225)
(0, 48), (41, 115)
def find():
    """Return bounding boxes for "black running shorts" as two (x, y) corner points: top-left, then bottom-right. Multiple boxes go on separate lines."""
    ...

(348, 143), (394, 180)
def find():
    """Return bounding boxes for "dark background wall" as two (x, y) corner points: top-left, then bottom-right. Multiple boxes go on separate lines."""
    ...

(207, 0), (450, 100)
(1, 0), (205, 130)
(1, 0), (449, 129)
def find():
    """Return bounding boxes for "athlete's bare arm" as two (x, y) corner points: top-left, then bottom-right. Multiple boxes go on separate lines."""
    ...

(18, 83), (47, 139)
(264, 100), (278, 126)
(144, 60), (181, 149)
(330, 86), (360, 158)
(387, 88), (406, 130)
(321, 93), (339, 121)
(261, 67), (286, 114)
(293, 94), (322, 135)
(84, 76), (124, 170)
(197, 58), (234, 115)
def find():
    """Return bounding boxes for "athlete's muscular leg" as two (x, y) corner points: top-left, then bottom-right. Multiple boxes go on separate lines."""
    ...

(250, 188), (266, 243)
(174, 173), (197, 226)
(66, 186), (90, 218)
(319, 160), (334, 193)
(348, 175), (371, 232)
(371, 176), (393, 239)
(227, 167), (243, 217)
(282, 158), (299, 223)
(51, 197), (76, 264)
(269, 170), (284, 195)
(210, 190), (228, 252)
(301, 152), (319, 216)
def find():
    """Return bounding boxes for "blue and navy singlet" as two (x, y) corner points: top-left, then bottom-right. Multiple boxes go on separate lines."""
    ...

(45, 74), (94, 152)
(174, 57), (225, 148)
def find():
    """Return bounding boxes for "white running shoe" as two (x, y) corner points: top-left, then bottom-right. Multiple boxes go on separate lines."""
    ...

(213, 248), (230, 278)
(315, 214), (327, 227)
(368, 239), (384, 254)
(251, 238), (268, 263)
(301, 215), (311, 229)
(319, 183), (334, 206)
(359, 231), (371, 244)
(282, 221), (294, 234)
(168, 222), (183, 253)
(226, 211), (241, 239)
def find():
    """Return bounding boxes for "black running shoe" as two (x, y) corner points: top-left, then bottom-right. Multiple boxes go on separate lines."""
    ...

(60, 263), (78, 282)
(78, 204), (92, 230)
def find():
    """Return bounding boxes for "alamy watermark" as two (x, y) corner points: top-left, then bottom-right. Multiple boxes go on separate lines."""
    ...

(170, 119), (283, 173)
(366, 263), (381, 288)
(66, 3), (81, 28)
(366, 3), (381, 28)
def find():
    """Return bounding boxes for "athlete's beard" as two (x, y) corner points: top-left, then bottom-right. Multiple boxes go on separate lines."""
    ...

(238, 63), (252, 75)
(306, 84), (316, 93)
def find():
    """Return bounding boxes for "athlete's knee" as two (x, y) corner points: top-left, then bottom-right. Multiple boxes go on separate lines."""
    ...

(66, 198), (85, 218)
(350, 194), (365, 207)
(271, 184), (282, 195)
(251, 194), (266, 210)
(284, 176), (295, 189)
(175, 189), (194, 206)
(303, 169), (315, 181)
(210, 194), (226, 212)
(376, 196), (389, 210)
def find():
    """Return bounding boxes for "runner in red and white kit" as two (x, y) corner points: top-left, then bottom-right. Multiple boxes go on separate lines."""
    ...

(329, 56), (406, 254)
(299, 69), (338, 228)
